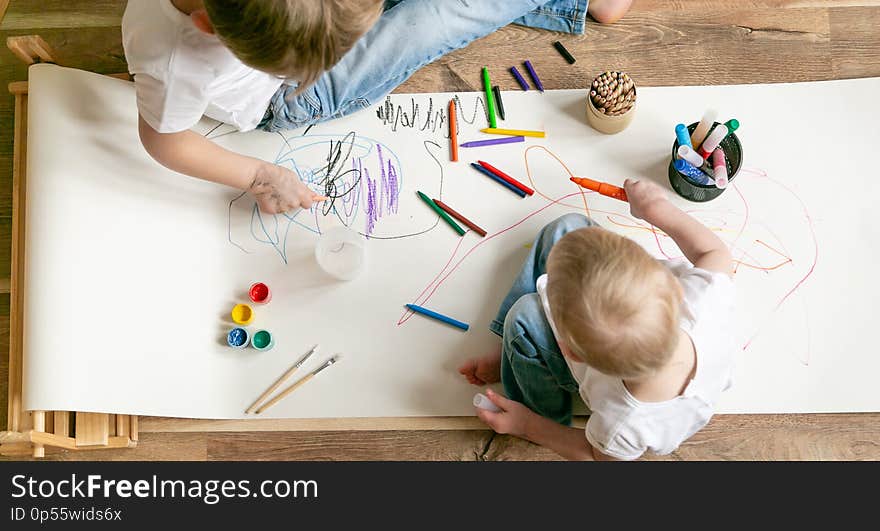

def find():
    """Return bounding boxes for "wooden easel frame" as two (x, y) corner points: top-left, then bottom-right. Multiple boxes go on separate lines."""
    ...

(1, 36), (139, 458)
(1, 35), (490, 458)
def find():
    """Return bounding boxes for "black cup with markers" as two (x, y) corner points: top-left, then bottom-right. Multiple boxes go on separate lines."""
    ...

(668, 122), (743, 202)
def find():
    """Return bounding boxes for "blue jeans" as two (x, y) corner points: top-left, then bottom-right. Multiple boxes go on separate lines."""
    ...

(488, 213), (597, 425)
(259, 0), (589, 132)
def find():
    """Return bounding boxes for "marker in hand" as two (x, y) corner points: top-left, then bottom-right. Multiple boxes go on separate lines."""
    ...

(473, 393), (502, 412)
(570, 177), (628, 202)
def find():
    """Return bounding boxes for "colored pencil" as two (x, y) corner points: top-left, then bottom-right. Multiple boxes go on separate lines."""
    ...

(254, 355), (340, 414)
(460, 136), (525, 148)
(245, 344), (318, 414)
(432, 199), (487, 237)
(480, 128), (545, 138)
(470, 163), (527, 198)
(492, 85), (505, 120)
(523, 60), (544, 92)
(405, 304), (470, 331)
(553, 41), (576, 64)
(416, 191), (465, 235)
(482, 67), (497, 128)
(510, 66), (530, 91)
(477, 160), (534, 196)
(448, 99), (458, 162)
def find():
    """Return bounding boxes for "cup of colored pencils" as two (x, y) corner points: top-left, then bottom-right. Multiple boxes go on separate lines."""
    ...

(585, 71), (637, 134)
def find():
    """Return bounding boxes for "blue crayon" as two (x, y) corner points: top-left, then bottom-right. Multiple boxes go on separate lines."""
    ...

(405, 304), (470, 331)
(470, 163), (527, 198)
(675, 124), (693, 150)
(674, 159), (713, 186)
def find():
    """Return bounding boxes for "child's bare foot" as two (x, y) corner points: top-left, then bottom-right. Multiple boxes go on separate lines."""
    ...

(588, 0), (633, 24)
(458, 346), (503, 386)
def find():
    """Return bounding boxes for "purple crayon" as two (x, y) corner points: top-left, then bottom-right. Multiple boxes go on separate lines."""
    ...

(460, 136), (525, 148)
(523, 60), (544, 92)
(510, 66), (530, 91)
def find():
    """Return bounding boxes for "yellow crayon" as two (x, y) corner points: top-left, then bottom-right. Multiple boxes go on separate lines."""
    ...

(480, 128), (545, 138)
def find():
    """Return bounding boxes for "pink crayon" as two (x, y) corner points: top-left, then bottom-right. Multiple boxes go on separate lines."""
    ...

(712, 148), (728, 189)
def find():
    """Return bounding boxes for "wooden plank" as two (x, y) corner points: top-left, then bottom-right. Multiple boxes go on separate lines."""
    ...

(632, 1), (880, 11)
(54, 411), (69, 437)
(130, 415), (138, 441)
(116, 414), (128, 438)
(32, 410), (44, 457)
(0, 0), (125, 31)
(74, 412), (109, 447)
(141, 416), (488, 433)
(7, 92), (25, 433)
(0, 0), (9, 27)
(208, 430), (494, 461)
(831, 7), (880, 78)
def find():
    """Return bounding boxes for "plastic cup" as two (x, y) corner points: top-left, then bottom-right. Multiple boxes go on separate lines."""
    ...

(668, 122), (743, 202)
(315, 225), (366, 281)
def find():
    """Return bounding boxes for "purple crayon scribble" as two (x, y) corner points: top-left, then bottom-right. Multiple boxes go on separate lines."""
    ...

(363, 145), (401, 236)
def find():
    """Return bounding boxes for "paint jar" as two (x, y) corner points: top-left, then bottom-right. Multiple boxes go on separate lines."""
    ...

(251, 329), (275, 351)
(231, 303), (255, 325)
(315, 225), (366, 281)
(668, 122), (743, 202)
(226, 327), (250, 349)
(249, 282), (272, 304)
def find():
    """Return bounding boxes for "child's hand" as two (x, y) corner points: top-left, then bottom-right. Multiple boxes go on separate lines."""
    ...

(623, 178), (668, 221)
(475, 389), (533, 437)
(248, 162), (324, 214)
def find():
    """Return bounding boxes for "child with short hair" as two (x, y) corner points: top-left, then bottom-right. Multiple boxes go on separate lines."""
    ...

(459, 179), (735, 460)
(122, 0), (633, 214)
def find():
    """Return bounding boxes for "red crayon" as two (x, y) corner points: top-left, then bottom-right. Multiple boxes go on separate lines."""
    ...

(477, 161), (534, 196)
(570, 177), (628, 202)
(433, 199), (487, 237)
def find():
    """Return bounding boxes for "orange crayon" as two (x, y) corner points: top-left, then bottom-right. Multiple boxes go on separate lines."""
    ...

(449, 99), (459, 162)
(569, 177), (628, 202)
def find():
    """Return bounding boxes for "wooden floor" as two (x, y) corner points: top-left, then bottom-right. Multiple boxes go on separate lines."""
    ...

(2, 0), (880, 460)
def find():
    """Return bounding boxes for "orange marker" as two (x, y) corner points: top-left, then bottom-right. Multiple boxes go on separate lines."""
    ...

(449, 99), (458, 162)
(569, 177), (628, 202)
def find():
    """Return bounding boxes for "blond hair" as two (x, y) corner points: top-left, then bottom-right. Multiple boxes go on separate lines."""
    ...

(204, 0), (384, 90)
(546, 227), (682, 379)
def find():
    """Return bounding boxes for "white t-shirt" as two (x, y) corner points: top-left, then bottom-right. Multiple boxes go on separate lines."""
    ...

(536, 259), (735, 460)
(121, 0), (284, 133)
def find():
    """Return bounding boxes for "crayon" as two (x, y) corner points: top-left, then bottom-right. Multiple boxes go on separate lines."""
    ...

(433, 199), (487, 237)
(460, 136), (525, 148)
(552, 41), (576, 64)
(492, 85), (506, 121)
(569, 177), (628, 202)
(510, 66), (530, 91)
(470, 163), (527, 198)
(480, 128), (545, 138)
(477, 160), (534, 195)
(523, 60), (544, 92)
(405, 303), (470, 331)
(448, 99), (458, 162)
(482, 67), (497, 128)
(416, 191), (465, 236)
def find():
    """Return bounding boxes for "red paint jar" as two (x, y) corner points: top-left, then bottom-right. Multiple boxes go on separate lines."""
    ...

(248, 282), (271, 304)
